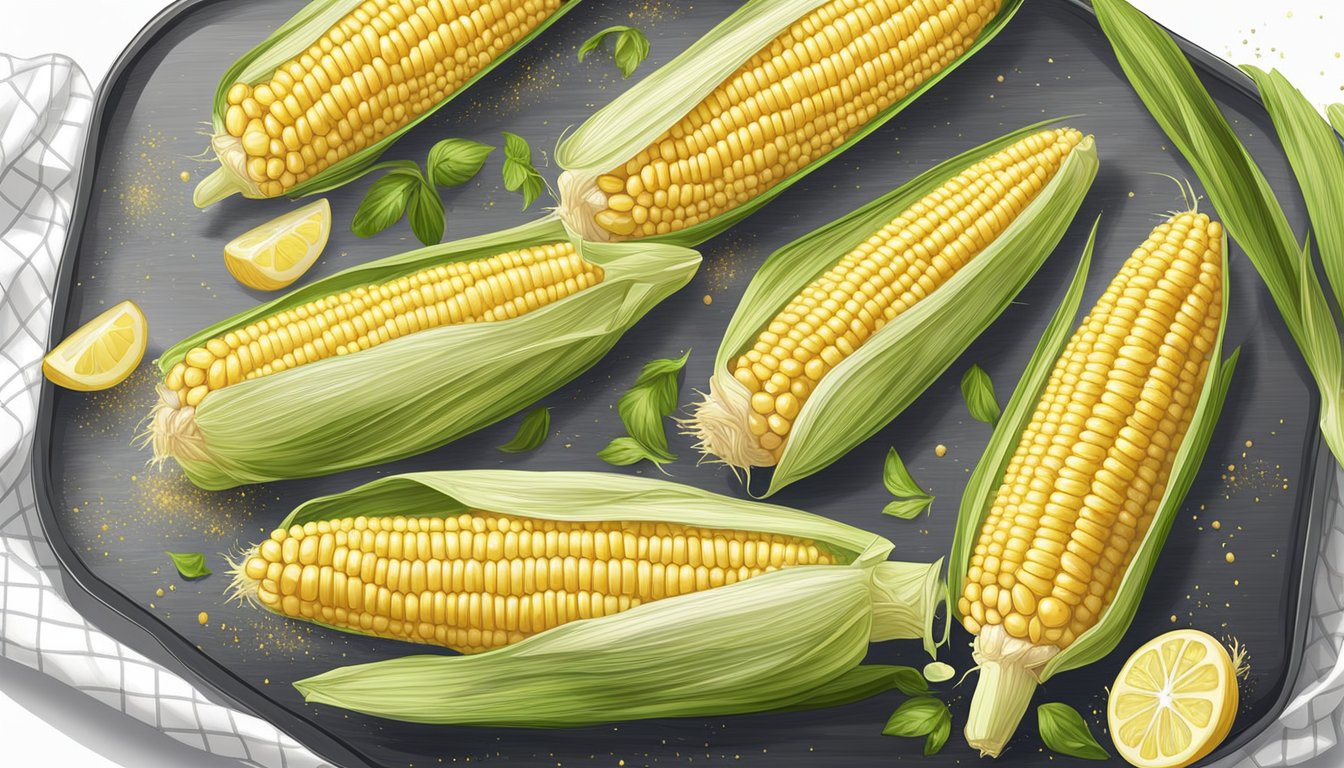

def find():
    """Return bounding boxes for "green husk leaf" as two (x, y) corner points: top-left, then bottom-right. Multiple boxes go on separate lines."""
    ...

(1328, 104), (1344, 135)
(922, 661), (955, 683)
(165, 551), (211, 580)
(200, 0), (584, 203)
(889, 666), (930, 697)
(882, 696), (949, 738)
(1037, 703), (1110, 760)
(427, 138), (493, 188)
(283, 472), (945, 725)
(961, 364), (1001, 425)
(948, 219), (1096, 609)
(882, 447), (929, 499)
(555, 0), (1025, 247)
(497, 407), (551, 453)
(713, 127), (1097, 495)
(771, 665), (925, 713)
(155, 219), (700, 489)
(882, 498), (932, 520)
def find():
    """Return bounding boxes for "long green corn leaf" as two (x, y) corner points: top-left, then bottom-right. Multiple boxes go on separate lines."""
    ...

(554, 0), (1024, 247)
(154, 220), (700, 489)
(701, 125), (1097, 495)
(274, 471), (944, 725)
(195, 0), (583, 205)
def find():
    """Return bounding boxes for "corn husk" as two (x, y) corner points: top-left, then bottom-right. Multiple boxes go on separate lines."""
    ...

(947, 220), (1238, 755)
(193, 0), (583, 207)
(148, 219), (699, 489)
(285, 470), (945, 726)
(687, 123), (1098, 496)
(553, 0), (1024, 246)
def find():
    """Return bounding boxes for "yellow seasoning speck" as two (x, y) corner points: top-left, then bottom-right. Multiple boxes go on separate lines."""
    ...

(702, 294), (712, 305)
(155, 588), (164, 597)
(179, 171), (191, 182)
(197, 611), (209, 625)
(935, 444), (947, 457)
(1212, 520), (1221, 530)
(1225, 552), (1236, 563)
(1245, 440), (1253, 448)
(1170, 614), (1178, 623)
(263, 678), (270, 685)
(995, 74), (1005, 83)
(169, 584), (176, 592)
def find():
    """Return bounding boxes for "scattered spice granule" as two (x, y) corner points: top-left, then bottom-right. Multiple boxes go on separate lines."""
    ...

(1225, 552), (1236, 563)
(1212, 520), (1221, 530)
(1170, 614), (1178, 622)
(702, 294), (712, 305)
(935, 444), (947, 457)
(155, 588), (164, 597)
(179, 171), (190, 182)
(197, 611), (209, 625)
(1245, 440), (1254, 448)
(996, 74), (1005, 82)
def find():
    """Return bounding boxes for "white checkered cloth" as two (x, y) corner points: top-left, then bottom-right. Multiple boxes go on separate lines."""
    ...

(0, 51), (1341, 768)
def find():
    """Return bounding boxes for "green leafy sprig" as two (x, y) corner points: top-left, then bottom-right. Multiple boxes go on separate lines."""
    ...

(350, 138), (493, 245)
(881, 447), (933, 519)
(578, 26), (650, 78)
(498, 407), (551, 453)
(599, 351), (690, 469)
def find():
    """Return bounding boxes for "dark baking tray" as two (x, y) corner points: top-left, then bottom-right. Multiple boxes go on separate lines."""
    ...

(32, 0), (1335, 765)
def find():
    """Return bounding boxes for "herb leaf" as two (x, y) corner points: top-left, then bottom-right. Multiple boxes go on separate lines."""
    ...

(961, 364), (1001, 425)
(502, 131), (545, 210)
(882, 497), (933, 519)
(498, 407), (551, 453)
(924, 708), (952, 756)
(1037, 702), (1110, 760)
(351, 167), (420, 238)
(407, 178), (445, 246)
(578, 26), (650, 78)
(598, 436), (675, 467)
(883, 696), (950, 739)
(427, 138), (493, 188)
(883, 447), (930, 498)
(165, 551), (212, 580)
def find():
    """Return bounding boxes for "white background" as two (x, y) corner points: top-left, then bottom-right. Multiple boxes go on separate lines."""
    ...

(0, 1), (1341, 767)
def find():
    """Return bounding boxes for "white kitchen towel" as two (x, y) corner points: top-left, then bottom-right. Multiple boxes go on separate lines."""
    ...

(1, 50), (1343, 768)
(0, 53), (326, 768)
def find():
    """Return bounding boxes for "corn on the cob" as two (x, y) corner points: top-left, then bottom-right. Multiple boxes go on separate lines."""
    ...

(951, 211), (1236, 757)
(555, 0), (1023, 246)
(235, 511), (834, 653)
(687, 124), (1097, 494)
(147, 219), (700, 489)
(240, 471), (944, 725)
(195, 0), (579, 206)
(162, 242), (600, 409)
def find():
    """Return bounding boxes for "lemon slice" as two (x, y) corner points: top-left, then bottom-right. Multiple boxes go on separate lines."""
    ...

(1108, 629), (1239, 768)
(43, 300), (147, 391)
(224, 198), (330, 290)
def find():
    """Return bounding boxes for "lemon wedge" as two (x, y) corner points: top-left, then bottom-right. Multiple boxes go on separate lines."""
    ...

(224, 198), (330, 290)
(1108, 629), (1239, 768)
(43, 300), (147, 391)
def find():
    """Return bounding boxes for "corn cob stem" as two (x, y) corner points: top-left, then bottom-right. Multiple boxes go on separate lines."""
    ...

(689, 128), (1086, 470)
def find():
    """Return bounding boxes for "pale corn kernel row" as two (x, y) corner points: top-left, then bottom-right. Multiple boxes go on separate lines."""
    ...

(589, 0), (1003, 239)
(164, 242), (600, 408)
(241, 513), (833, 653)
(223, 0), (562, 196)
(959, 212), (1223, 650)
(731, 128), (1085, 459)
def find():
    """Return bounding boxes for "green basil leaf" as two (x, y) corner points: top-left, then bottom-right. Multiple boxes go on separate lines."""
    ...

(961, 363), (1001, 425)
(351, 169), (419, 238)
(924, 706), (952, 756)
(578, 26), (649, 78)
(616, 350), (690, 453)
(498, 407), (551, 453)
(406, 179), (445, 246)
(882, 696), (948, 738)
(598, 436), (674, 467)
(883, 447), (930, 498)
(882, 497), (932, 519)
(427, 138), (493, 188)
(165, 551), (211, 580)
(613, 28), (651, 78)
(1037, 702), (1111, 760)
(889, 666), (929, 697)
(772, 665), (919, 713)
(502, 131), (545, 210)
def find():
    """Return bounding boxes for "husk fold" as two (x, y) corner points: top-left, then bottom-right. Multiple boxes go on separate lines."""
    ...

(149, 219), (700, 489)
(284, 471), (945, 726)
(553, 0), (1025, 246)
(689, 123), (1098, 496)
(194, 0), (584, 207)
(949, 222), (1238, 756)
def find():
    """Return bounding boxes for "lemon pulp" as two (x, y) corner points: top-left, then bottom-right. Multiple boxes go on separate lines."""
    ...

(43, 300), (147, 391)
(224, 198), (330, 291)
